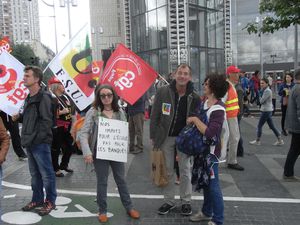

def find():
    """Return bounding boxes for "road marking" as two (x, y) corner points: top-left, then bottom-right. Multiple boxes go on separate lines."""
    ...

(3, 181), (300, 204)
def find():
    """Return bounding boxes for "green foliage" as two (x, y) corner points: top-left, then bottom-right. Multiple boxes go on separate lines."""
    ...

(11, 43), (40, 66)
(244, 0), (300, 34)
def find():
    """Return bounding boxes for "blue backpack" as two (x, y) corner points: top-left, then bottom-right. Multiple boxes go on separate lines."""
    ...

(175, 102), (215, 156)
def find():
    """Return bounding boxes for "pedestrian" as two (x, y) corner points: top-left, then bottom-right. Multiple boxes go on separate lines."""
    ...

(79, 84), (140, 223)
(278, 72), (294, 136)
(189, 73), (228, 225)
(48, 76), (75, 177)
(150, 63), (199, 216)
(128, 94), (147, 154)
(12, 66), (57, 216)
(249, 78), (284, 146)
(236, 73), (245, 157)
(283, 68), (300, 181)
(250, 70), (260, 106)
(0, 111), (27, 160)
(0, 117), (10, 194)
(224, 65), (244, 171)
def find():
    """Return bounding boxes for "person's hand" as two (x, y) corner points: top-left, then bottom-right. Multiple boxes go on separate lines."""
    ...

(60, 108), (69, 115)
(12, 114), (20, 122)
(187, 116), (198, 125)
(0, 154), (5, 165)
(84, 155), (93, 164)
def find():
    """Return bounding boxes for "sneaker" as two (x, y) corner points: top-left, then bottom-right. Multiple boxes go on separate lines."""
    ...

(227, 163), (244, 171)
(249, 140), (261, 145)
(36, 200), (55, 216)
(189, 211), (212, 222)
(98, 214), (108, 223)
(55, 170), (64, 177)
(181, 203), (192, 216)
(127, 209), (140, 219)
(157, 203), (176, 215)
(283, 175), (300, 182)
(175, 178), (180, 185)
(130, 149), (143, 154)
(208, 221), (217, 225)
(60, 167), (74, 173)
(22, 202), (43, 211)
(281, 130), (288, 136)
(273, 139), (284, 146)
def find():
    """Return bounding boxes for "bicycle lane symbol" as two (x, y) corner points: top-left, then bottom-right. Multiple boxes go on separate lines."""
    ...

(1, 196), (114, 224)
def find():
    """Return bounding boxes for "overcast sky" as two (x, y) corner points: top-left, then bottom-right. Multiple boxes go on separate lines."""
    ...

(38, 0), (90, 53)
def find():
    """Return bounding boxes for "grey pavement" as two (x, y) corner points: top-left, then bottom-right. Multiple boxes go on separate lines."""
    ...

(1, 115), (300, 225)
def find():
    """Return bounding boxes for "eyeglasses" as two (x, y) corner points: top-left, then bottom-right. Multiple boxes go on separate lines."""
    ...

(100, 93), (113, 99)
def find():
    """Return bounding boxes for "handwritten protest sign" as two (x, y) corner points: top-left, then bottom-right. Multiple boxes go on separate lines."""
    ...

(96, 117), (128, 162)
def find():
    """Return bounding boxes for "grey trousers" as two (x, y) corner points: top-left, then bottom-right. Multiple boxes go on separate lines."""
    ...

(227, 117), (240, 164)
(94, 159), (133, 214)
(160, 136), (192, 205)
(129, 113), (144, 151)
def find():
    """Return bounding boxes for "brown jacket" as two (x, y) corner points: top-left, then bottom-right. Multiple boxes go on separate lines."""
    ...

(0, 117), (10, 165)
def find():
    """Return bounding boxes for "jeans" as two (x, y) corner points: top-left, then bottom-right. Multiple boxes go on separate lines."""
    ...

(202, 155), (224, 225)
(257, 111), (280, 139)
(94, 159), (133, 214)
(27, 144), (57, 204)
(281, 105), (287, 131)
(284, 132), (300, 177)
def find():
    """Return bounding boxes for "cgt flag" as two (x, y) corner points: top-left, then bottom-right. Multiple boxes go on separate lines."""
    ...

(0, 51), (28, 116)
(101, 44), (157, 105)
(48, 24), (101, 111)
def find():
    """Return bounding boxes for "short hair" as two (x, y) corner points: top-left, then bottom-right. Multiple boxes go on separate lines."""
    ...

(24, 65), (43, 85)
(260, 77), (269, 84)
(206, 73), (229, 99)
(176, 63), (192, 76)
(295, 68), (300, 80)
(93, 84), (119, 112)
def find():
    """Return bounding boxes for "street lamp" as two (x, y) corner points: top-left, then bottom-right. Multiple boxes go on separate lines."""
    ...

(59, 0), (78, 39)
(256, 16), (264, 76)
(270, 54), (277, 64)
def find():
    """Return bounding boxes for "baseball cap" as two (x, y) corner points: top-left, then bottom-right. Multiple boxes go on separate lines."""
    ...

(48, 76), (61, 85)
(226, 65), (240, 75)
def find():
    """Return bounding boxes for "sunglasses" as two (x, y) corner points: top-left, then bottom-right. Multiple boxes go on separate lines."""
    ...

(100, 93), (113, 99)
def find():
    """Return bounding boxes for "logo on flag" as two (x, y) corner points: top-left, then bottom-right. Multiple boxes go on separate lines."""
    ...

(0, 36), (12, 54)
(0, 51), (28, 116)
(101, 44), (157, 105)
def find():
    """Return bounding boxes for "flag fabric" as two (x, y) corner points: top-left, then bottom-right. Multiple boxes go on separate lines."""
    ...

(0, 51), (28, 116)
(101, 44), (158, 105)
(48, 24), (98, 111)
(0, 36), (12, 54)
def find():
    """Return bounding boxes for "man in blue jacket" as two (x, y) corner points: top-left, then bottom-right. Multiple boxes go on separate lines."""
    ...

(13, 66), (57, 216)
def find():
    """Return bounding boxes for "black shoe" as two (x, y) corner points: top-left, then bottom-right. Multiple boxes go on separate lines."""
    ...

(227, 163), (244, 171)
(181, 203), (192, 216)
(282, 130), (288, 136)
(61, 167), (74, 173)
(22, 202), (43, 211)
(157, 203), (176, 215)
(237, 153), (244, 157)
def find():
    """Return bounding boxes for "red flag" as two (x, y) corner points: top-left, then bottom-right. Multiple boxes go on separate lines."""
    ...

(101, 44), (157, 105)
(0, 36), (12, 53)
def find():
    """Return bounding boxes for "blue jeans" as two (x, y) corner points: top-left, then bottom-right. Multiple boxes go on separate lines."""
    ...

(94, 159), (133, 214)
(257, 111), (280, 139)
(202, 155), (224, 225)
(27, 144), (57, 204)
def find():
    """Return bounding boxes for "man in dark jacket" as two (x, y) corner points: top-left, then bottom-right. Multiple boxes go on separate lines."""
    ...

(150, 64), (199, 216)
(12, 66), (57, 216)
(283, 68), (300, 181)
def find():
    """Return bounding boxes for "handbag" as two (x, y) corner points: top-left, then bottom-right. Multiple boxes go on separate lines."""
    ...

(150, 148), (168, 187)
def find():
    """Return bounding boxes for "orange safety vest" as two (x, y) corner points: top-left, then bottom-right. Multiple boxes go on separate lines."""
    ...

(225, 83), (239, 118)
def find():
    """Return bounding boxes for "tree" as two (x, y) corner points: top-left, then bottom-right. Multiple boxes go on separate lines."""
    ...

(244, 0), (300, 34)
(11, 43), (40, 66)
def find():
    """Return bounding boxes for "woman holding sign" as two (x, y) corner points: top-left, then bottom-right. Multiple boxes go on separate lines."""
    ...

(79, 84), (140, 223)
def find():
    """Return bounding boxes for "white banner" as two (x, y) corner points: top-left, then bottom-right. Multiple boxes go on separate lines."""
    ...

(0, 51), (27, 116)
(96, 117), (128, 163)
(48, 24), (95, 111)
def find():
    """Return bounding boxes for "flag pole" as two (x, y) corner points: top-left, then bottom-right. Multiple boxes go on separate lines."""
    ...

(158, 73), (169, 85)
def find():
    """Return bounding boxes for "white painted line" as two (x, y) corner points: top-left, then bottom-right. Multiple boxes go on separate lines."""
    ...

(3, 194), (16, 199)
(3, 181), (300, 204)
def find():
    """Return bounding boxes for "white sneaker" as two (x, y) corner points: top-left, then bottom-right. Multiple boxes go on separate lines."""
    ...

(189, 212), (212, 222)
(249, 140), (261, 145)
(273, 139), (284, 146)
(208, 221), (217, 225)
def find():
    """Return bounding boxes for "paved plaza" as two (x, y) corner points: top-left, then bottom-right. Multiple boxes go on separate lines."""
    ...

(1, 116), (300, 225)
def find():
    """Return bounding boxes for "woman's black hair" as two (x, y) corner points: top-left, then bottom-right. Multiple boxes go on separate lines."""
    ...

(206, 73), (229, 99)
(92, 84), (119, 112)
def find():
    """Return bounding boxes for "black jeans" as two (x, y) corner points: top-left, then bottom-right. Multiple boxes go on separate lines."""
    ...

(284, 132), (300, 177)
(0, 111), (26, 158)
(281, 105), (287, 131)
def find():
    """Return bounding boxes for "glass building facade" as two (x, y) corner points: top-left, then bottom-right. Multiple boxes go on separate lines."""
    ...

(130, 0), (225, 92)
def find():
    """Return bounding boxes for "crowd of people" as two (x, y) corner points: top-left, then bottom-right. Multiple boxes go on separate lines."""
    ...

(0, 64), (300, 225)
